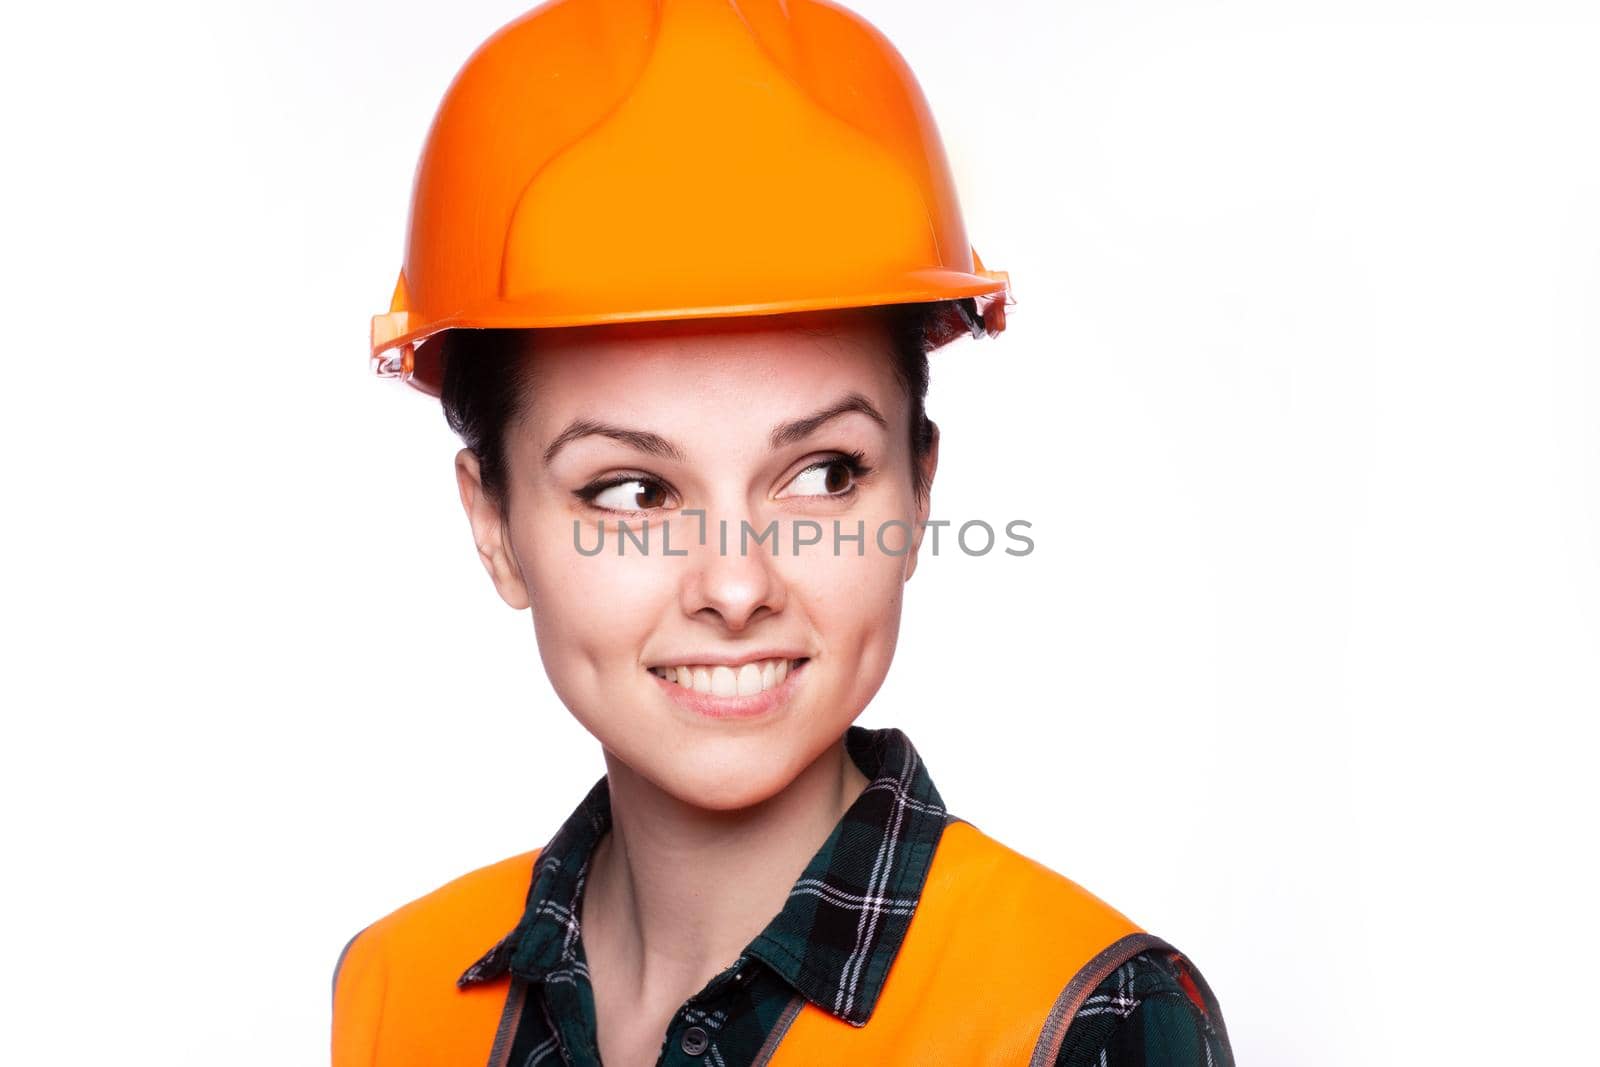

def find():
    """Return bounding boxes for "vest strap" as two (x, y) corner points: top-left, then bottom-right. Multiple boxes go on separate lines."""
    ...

(1027, 932), (1175, 1066)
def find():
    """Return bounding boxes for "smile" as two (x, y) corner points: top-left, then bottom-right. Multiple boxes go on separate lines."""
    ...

(646, 655), (810, 721)
(647, 657), (807, 697)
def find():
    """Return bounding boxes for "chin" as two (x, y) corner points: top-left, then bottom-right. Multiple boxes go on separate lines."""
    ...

(652, 754), (798, 813)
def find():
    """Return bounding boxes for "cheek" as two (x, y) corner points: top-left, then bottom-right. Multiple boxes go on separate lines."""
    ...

(784, 518), (910, 687)
(514, 516), (676, 691)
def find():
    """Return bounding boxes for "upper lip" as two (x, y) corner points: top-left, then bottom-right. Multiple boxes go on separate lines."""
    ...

(646, 650), (810, 669)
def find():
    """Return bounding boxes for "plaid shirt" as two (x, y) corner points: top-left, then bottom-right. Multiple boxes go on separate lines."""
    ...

(459, 726), (1233, 1066)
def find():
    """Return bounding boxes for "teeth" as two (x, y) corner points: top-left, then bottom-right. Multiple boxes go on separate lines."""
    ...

(737, 663), (761, 696)
(650, 658), (802, 696)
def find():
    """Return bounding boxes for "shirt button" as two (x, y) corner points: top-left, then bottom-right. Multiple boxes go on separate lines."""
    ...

(680, 1025), (709, 1056)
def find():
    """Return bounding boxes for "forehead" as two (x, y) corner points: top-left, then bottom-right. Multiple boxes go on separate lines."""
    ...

(517, 308), (906, 430)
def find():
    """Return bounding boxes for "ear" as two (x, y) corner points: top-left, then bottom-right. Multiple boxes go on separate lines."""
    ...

(903, 420), (940, 582)
(455, 448), (531, 611)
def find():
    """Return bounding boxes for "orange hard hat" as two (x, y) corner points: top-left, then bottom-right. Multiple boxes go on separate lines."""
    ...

(370, 0), (1011, 397)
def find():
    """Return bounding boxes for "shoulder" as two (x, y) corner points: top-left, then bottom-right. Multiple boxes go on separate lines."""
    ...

(1052, 946), (1234, 1067)
(332, 849), (540, 1006)
(909, 816), (1143, 1045)
(932, 818), (1231, 1066)
(331, 850), (541, 1065)
(928, 815), (1139, 948)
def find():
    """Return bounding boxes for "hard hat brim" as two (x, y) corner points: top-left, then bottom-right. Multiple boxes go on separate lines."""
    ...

(373, 268), (1010, 399)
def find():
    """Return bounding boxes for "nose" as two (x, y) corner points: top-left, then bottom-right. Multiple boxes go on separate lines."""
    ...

(680, 519), (786, 632)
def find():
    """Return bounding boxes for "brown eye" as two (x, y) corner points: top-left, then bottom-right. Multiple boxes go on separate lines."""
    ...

(782, 454), (867, 498)
(587, 477), (675, 512)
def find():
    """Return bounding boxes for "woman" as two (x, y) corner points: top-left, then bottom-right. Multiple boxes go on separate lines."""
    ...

(335, 2), (1233, 1065)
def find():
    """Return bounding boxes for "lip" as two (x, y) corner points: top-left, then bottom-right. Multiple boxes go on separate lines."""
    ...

(645, 649), (809, 670)
(649, 657), (809, 721)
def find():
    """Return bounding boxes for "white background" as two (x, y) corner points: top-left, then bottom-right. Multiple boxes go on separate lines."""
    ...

(3, 1), (1596, 1063)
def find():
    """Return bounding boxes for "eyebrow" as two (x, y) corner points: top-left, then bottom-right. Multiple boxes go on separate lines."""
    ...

(541, 392), (889, 466)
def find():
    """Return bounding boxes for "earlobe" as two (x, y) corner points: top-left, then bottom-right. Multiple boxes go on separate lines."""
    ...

(454, 448), (531, 611)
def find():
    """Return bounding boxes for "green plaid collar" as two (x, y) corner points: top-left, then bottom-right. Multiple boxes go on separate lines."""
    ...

(459, 725), (948, 1027)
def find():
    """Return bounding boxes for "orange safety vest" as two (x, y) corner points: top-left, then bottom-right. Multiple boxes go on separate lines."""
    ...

(332, 818), (1165, 1066)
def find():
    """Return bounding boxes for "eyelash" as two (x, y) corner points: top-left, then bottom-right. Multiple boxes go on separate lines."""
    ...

(573, 450), (873, 514)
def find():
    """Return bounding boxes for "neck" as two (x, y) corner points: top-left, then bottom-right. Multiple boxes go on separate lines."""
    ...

(580, 732), (869, 1002)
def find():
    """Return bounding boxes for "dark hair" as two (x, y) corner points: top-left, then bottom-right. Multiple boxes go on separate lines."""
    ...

(439, 298), (987, 517)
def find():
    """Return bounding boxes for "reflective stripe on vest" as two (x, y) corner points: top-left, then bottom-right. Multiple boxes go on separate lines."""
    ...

(332, 820), (1147, 1066)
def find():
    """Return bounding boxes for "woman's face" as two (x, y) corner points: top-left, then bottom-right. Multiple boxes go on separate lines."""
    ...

(455, 308), (937, 811)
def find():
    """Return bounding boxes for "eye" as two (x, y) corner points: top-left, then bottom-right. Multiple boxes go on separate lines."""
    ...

(780, 452), (871, 499)
(577, 476), (677, 513)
